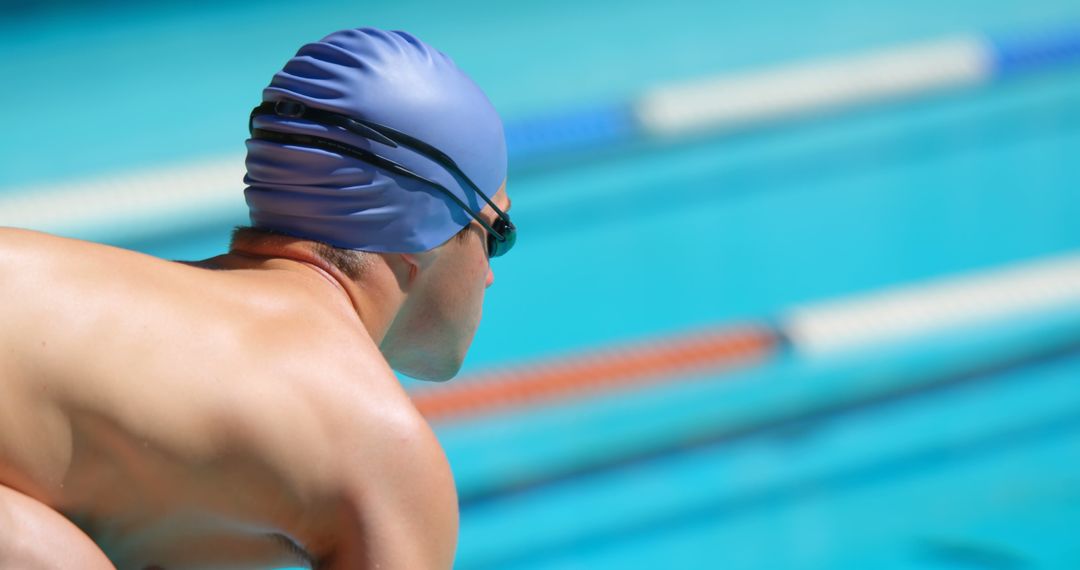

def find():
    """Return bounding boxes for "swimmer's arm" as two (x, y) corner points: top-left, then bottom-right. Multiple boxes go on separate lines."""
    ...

(323, 414), (459, 570)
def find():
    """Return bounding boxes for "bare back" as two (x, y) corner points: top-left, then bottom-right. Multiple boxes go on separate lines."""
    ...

(0, 228), (458, 569)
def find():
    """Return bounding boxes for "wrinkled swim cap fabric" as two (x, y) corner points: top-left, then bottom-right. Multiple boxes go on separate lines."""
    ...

(243, 28), (507, 253)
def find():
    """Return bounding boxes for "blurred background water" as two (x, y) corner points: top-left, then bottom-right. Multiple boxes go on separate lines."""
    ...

(3, 0), (1080, 567)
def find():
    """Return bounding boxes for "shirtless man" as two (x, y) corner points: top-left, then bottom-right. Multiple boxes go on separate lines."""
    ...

(0, 27), (513, 569)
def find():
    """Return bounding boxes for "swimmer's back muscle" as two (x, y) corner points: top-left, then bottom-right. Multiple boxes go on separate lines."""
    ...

(0, 227), (458, 569)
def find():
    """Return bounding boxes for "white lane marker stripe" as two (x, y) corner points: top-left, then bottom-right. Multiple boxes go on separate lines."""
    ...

(784, 253), (1080, 354)
(0, 156), (246, 238)
(636, 36), (992, 136)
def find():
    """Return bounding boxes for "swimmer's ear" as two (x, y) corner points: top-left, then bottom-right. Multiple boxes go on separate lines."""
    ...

(386, 250), (439, 290)
(394, 251), (436, 285)
(399, 253), (421, 284)
(379, 253), (418, 291)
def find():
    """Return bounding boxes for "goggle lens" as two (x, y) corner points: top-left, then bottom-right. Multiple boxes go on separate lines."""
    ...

(487, 217), (516, 259)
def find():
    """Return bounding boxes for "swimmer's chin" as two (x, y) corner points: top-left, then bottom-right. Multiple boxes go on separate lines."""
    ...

(391, 356), (464, 383)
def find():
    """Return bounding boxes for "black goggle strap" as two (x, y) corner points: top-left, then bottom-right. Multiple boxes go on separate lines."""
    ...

(363, 122), (513, 230)
(250, 101), (398, 149)
(250, 128), (508, 244)
(250, 100), (512, 241)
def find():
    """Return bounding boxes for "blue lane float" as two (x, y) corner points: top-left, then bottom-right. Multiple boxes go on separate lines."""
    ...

(504, 102), (637, 159)
(4, 25), (1080, 235)
(506, 24), (1080, 162)
(990, 25), (1080, 75)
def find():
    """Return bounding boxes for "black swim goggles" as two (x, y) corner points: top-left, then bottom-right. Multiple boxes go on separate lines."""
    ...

(249, 99), (516, 259)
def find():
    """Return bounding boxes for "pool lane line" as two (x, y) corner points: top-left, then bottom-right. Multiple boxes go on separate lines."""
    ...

(785, 252), (1080, 356)
(513, 25), (1080, 158)
(636, 36), (992, 138)
(436, 253), (1080, 504)
(0, 156), (247, 242)
(451, 313), (1080, 509)
(636, 26), (1080, 139)
(4, 25), (1080, 239)
(416, 252), (1080, 425)
(410, 325), (779, 423)
(991, 24), (1080, 76)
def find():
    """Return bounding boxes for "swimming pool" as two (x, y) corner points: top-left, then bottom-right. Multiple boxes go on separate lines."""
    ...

(3, 0), (1080, 567)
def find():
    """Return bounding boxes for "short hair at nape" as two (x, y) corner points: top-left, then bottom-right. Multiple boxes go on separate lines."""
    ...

(230, 226), (374, 280)
(230, 224), (473, 280)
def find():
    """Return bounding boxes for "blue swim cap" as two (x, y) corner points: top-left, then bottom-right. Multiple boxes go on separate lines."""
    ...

(243, 28), (507, 253)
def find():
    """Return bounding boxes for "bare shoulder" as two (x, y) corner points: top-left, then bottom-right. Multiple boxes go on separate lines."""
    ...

(0, 227), (82, 272)
(0, 226), (58, 246)
(0, 229), (458, 566)
(218, 336), (457, 569)
(0, 227), (179, 292)
(0, 229), (158, 368)
(304, 362), (459, 570)
(0, 227), (136, 261)
(364, 407), (458, 570)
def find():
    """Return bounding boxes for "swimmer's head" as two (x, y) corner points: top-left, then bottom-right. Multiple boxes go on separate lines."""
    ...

(244, 27), (507, 253)
(240, 27), (512, 381)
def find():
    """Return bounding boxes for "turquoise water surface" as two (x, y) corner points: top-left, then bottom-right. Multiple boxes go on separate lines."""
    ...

(3, 0), (1080, 568)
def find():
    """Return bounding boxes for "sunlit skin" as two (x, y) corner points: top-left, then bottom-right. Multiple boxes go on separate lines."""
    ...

(0, 185), (509, 569)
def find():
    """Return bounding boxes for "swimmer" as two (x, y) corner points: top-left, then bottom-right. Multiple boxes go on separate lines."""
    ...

(0, 27), (513, 569)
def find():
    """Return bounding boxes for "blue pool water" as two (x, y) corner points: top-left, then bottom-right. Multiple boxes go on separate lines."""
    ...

(448, 310), (1080, 567)
(3, 0), (1080, 568)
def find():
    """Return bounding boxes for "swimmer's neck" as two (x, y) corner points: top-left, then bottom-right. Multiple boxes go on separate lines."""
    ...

(191, 241), (403, 346)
